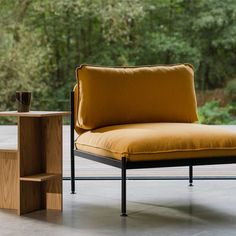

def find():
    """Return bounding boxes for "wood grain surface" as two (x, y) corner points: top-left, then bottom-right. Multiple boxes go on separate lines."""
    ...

(20, 173), (59, 182)
(18, 116), (63, 214)
(0, 150), (18, 210)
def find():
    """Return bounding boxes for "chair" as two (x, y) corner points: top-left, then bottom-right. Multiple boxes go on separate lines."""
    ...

(70, 64), (236, 216)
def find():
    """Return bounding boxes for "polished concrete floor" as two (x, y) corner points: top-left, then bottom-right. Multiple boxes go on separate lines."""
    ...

(1, 180), (236, 235)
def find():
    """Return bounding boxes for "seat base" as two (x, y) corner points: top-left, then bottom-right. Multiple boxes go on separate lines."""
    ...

(75, 123), (236, 162)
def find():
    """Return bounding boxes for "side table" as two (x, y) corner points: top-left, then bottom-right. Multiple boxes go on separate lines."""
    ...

(0, 111), (69, 215)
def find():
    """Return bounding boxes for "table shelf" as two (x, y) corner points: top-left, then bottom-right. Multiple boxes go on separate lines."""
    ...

(0, 149), (17, 153)
(20, 173), (60, 182)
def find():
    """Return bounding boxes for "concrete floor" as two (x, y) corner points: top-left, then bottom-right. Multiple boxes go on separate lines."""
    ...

(1, 180), (236, 235)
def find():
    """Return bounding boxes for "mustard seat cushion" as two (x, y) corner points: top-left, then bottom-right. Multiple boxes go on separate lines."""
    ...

(75, 123), (236, 162)
(76, 64), (198, 130)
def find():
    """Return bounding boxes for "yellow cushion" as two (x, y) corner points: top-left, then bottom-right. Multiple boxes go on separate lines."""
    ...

(75, 123), (236, 162)
(76, 64), (198, 130)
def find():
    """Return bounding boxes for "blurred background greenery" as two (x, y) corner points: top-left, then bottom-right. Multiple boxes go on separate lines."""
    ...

(0, 0), (236, 124)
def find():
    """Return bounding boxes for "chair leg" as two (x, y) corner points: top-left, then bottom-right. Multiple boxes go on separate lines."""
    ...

(189, 165), (193, 187)
(71, 151), (76, 194)
(70, 90), (76, 194)
(121, 157), (127, 217)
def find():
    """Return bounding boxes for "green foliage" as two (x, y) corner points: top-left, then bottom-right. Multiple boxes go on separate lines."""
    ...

(198, 100), (235, 125)
(0, 0), (236, 113)
(229, 120), (236, 125)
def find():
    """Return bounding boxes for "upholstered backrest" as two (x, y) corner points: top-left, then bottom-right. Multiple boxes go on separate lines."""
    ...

(74, 64), (198, 131)
(73, 84), (85, 135)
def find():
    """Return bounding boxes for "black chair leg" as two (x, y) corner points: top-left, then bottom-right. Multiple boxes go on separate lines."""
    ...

(70, 91), (76, 194)
(121, 157), (127, 216)
(189, 165), (193, 187)
(71, 152), (76, 194)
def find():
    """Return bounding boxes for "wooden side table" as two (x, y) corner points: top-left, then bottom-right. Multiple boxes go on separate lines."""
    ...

(0, 111), (69, 215)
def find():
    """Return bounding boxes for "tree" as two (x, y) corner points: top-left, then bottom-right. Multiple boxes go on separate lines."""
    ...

(0, 0), (236, 114)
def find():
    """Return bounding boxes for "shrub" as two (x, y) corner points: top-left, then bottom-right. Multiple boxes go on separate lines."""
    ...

(229, 120), (236, 125)
(198, 100), (235, 125)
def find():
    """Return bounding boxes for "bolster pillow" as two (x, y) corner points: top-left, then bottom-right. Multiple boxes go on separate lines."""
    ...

(75, 64), (198, 130)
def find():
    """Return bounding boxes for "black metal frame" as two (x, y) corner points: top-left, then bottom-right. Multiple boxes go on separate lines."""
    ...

(70, 91), (236, 216)
(71, 91), (75, 194)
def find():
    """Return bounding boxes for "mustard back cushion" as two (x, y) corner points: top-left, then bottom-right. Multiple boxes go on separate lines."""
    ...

(76, 64), (198, 130)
